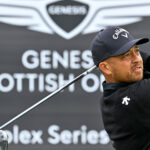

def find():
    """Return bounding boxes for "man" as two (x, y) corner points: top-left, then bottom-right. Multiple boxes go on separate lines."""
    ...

(91, 26), (150, 150)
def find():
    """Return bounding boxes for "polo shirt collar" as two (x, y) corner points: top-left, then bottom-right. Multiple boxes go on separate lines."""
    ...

(103, 81), (130, 90)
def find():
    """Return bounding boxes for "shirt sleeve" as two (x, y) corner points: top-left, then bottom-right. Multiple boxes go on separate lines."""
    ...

(131, 79), (150, 129)
(140, 51), (150, 78)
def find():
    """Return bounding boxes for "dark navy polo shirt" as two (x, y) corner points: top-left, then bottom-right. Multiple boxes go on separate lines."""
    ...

(101, 51), (150, 150)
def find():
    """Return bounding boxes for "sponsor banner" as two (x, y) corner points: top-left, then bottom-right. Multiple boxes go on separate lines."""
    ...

(2, 113), (112, 150)
(0, 0), (150, 150)
(0, 49), (104, 93)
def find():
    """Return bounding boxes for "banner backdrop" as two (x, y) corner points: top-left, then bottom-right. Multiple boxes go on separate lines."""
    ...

(0, 0), (150, 150)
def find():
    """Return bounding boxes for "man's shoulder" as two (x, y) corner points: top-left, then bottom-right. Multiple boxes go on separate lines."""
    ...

(102, 79), (150, 106)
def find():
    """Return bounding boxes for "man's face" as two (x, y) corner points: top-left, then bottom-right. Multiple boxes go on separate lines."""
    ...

(106, 45), (143, 83)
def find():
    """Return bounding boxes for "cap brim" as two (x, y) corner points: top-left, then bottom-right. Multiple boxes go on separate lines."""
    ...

(112, 38), (149, 57)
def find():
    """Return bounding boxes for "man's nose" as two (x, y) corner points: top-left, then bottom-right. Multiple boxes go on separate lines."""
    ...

(132, 53), (142, 63)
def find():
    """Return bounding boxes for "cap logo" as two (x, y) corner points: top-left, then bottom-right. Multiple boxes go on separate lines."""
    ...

(112, 28), (129, 40)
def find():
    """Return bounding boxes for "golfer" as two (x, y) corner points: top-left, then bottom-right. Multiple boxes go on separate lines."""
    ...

(91, 26), (150, 150)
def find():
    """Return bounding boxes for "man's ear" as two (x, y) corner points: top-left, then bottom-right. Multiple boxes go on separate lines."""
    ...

(99, 62), (112, 75)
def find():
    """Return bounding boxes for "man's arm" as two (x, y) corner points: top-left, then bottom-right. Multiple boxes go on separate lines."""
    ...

(140, 51), (150, 78)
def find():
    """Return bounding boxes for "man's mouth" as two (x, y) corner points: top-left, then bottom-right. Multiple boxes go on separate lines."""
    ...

(133, 66), (142, 73)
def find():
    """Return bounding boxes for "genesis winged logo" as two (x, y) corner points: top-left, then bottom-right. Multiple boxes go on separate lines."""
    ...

(0, 0), (150, 39)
